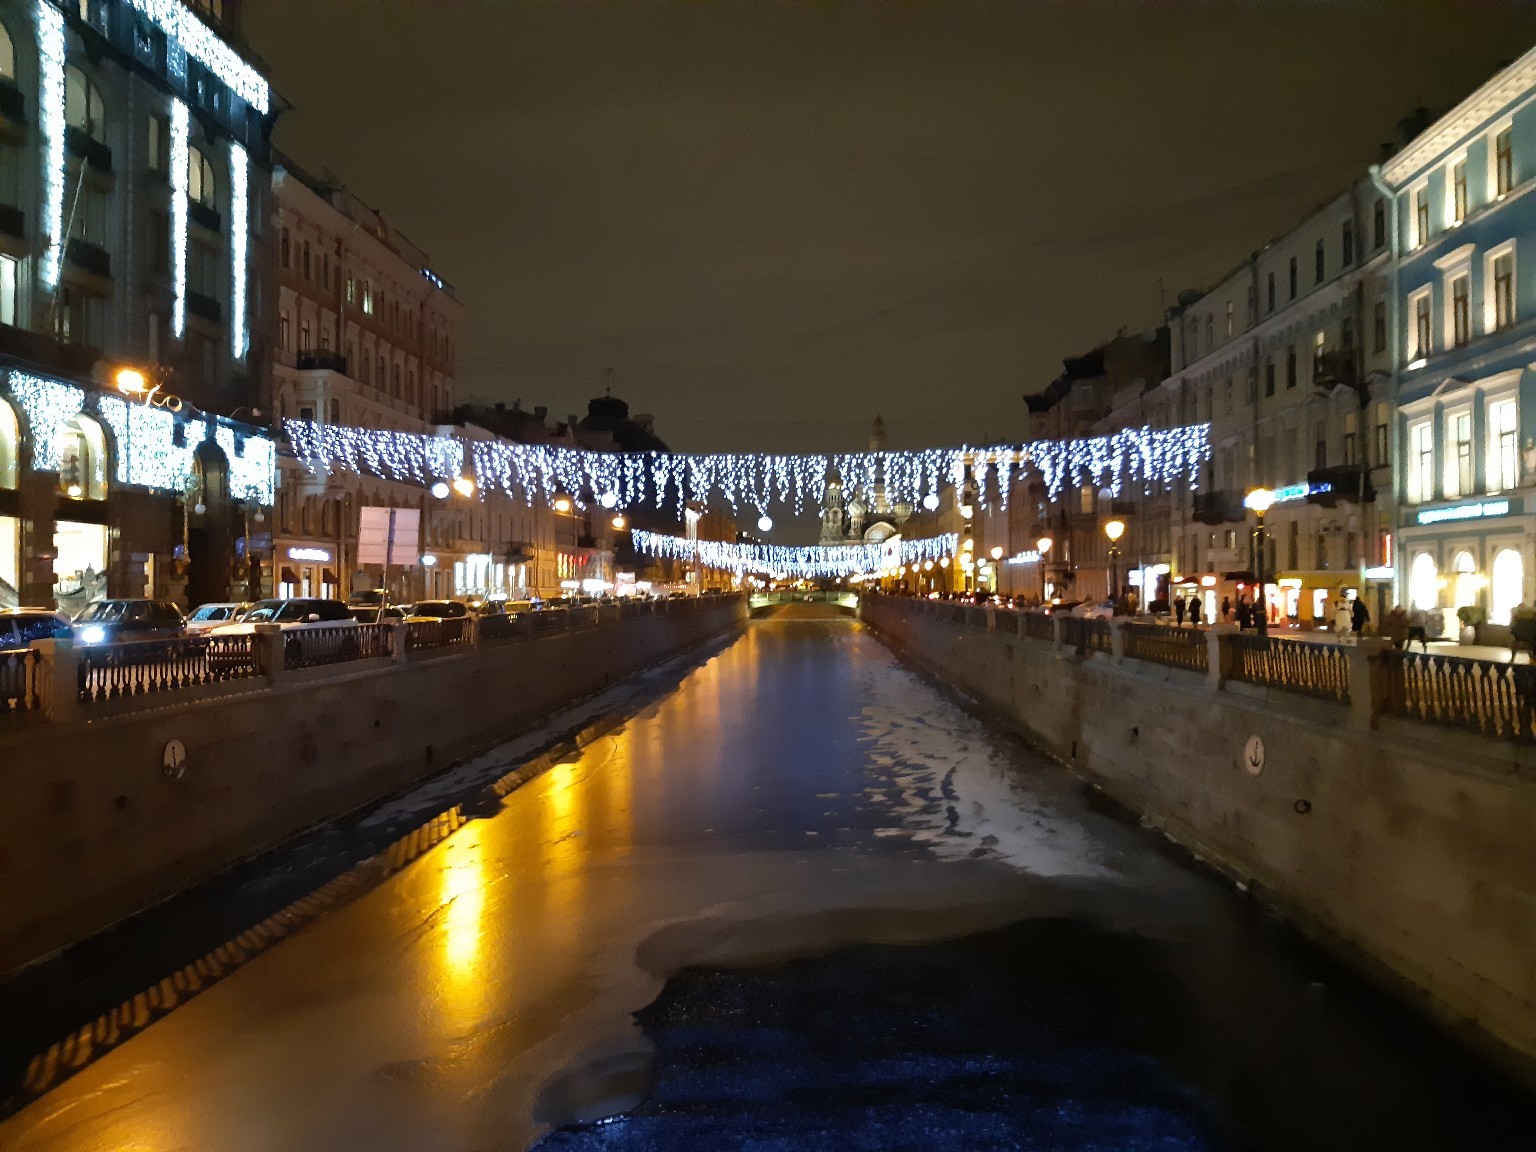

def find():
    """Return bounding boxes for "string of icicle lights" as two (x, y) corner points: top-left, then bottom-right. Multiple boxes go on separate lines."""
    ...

(630, 530), (959, 578)
(284, 419), (1211, 513)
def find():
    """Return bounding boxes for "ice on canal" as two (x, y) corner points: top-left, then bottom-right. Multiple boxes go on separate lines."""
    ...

(1, 604), (1531, 1152)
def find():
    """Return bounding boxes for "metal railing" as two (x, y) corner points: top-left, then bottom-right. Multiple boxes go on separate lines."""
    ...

(1227, 634), (1350, 703)
(1, 647), (39, 712)
(1021, 612), (1055, 643)
(406, 617), (475, 653)
(1059, 615), (1112, 657)
(1123, 623), (1209, 674)
(476, 613), (523, 643)
(1379, 650), (1536, 744)
(80, 635), (263, 704)
(285, 624), (393, 670)
(529, 608), (569, 634)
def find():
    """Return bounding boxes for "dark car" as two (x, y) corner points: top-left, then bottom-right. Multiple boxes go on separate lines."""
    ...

(348, 604), (408, 625)
(0, 609), (73, 648)
(408, 600), (470, 620)
(73, 599), (186, 645)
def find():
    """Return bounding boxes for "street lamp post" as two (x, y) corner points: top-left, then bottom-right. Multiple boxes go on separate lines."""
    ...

(1036, 536), (1053, 604)
(1104, 519), (1126, 604)
(1245, 488), (1275, 636)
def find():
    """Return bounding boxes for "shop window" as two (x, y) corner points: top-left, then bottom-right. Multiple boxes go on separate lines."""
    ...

(0, 398), (15, 489)
(1492, 548), (1524, 625)
(1409, 553), (1439, 611)
(55, 415), (108, 500)
(53, 520), (108, 614)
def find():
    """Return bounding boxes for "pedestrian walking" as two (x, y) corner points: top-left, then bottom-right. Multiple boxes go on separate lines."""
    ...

(1190, 598), (1203, 627)
(1384, 605), (1410, 649)
(1351, 596), (1369, 640)
(1174, 597), (1186, 626)
(1221, 595), (1232, 623)
(1334, 598), (1353, 644)
(1235, 598), (1252, 631)
(1407, 606), (1429, 652)
(1511, 602), (1536, 663)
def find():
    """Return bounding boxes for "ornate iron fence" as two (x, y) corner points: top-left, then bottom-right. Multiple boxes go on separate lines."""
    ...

(1227, 634), (1349, 703)
(1, 647), (39, 712)
(1378, 650), (1536, 743)
(80, 635), (263, 704)
(476, 613), (522, 643)
(1021, 612), (1056, 643)
(285, 624), (393, 670)
(406, 617), (475, 653)
(1059, 616), (1112, 656)
(1123, 623), (1209, 674)
(529, 608), (569, 634)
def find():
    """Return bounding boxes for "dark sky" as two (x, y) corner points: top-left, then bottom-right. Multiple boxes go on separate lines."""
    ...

(246, 1), (1536, 455)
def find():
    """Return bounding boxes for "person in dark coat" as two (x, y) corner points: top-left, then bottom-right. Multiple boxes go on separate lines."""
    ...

(1351, 597), (1369, 639)
(1190, 597), (1204, 627)
(1221, 595), (1233, 623)
(1235, 598), (1252, 630)
(1174, 597), (1186, 626)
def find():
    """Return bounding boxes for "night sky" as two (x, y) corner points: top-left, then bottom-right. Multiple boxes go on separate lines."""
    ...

(247, 1), (1536, 455)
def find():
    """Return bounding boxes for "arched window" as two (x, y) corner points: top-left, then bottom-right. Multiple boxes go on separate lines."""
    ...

(0, 399), (17, 490)
(64, 66), (106, 142)
(1409, 552), (1439, 612)
(188, 147), (216, 208)
(1491, 548), (1524, 625)
(0, 20), (15, 82)
(1452, 549), (1480, 611)
(55, 414), (108, 500)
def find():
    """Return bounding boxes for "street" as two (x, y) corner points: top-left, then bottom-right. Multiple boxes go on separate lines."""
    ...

(1, 604), (1532, 1152)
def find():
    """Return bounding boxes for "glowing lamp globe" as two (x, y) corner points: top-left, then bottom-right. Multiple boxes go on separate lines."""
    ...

(1036, 536), (1053, 554)
(598, 492), (618, 509)
(1244, 487), (1275, 515)
(922, 493), (939, 511)
(452, 476), (476, 498)
(757, 515), (773, 533)
(990, 546), (1004, 560)
(431, 481), (451, 500)
(1104, 518), (1126, 543)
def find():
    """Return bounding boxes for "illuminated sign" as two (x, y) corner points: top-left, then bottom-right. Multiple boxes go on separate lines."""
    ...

(1273, 481), (1333, 504)
(1363, 566), (1395, 580)
(1416, 499), (1512, 525)
(1006, 550), (1041, 565)
(287, 546), (331, 563)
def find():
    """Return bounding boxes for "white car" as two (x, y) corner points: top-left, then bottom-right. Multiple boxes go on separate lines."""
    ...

(185, 602), (254, 634)
(208, 598), (358, 635)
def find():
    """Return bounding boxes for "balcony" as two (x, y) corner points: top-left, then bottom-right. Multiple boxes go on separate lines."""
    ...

(187, 291), (222, 324)
(65, 237), (110, 279)
(64, 126), (112, 176)
(1306, 464), (1375, 506)
(504, 541), (535, 565)
(188, 200), (222, 233)
(1312, 349), (1360, 396)
(297, 350), (349, 374)
(1192, 490), (1246, 525)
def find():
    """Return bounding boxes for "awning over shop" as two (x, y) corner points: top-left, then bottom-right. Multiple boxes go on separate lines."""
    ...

(280, 567), (298, 584)
(323, 569), (338, 585)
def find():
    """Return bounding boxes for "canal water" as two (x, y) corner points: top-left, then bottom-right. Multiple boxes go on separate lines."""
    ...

(1, 604), (1531, 1151)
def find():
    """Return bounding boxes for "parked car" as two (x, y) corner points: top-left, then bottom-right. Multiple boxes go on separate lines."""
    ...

(210, 599), (358, 634)
(407, 600), (470, 620)
(0, 609), (73, 648)
(185, 602), (254, 633)
(73, 599), (186, 645)
(348, 604), (408, 625)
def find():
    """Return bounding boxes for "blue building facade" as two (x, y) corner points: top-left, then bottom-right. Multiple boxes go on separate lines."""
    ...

(1382, 48), (1536, 629)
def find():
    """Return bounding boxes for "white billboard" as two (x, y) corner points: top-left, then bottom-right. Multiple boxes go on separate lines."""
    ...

(357, 506), (422, 567)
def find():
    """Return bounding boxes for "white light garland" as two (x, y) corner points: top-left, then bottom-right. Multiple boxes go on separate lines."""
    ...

(286, 418), (1211, 512)
(170, 99), (189, 340)
(228, 141), (249, 360)
(35, 0), (65, 293)
(631, 529), (959, 579)
(122, 0), (271, 114)
(6, 368), (275, 501)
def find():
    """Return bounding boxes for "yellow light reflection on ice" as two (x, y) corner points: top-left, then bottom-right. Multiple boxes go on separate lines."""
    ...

(440, 821), (487, 983)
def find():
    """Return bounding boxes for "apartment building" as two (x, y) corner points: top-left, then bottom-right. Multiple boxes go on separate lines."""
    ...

(0, 0), (277, 610)
(1381, 45), (1536, 630)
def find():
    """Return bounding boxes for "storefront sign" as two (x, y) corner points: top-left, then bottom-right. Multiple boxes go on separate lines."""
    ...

(287, 546), (331, 563)
(1006, 550), (1041, 565)
(1363, 566), (1394, 581)
(1416, 498), (1515, 526)
(1273, 481), (1333, 504)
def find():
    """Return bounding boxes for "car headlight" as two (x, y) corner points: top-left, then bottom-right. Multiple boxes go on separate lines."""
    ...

(79, 625), (107, 645)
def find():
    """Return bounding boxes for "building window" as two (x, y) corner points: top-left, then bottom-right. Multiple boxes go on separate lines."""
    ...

(64, 66), (105, 141)
(1267, 272), (1275, 313)
(1342, 221), (1354, 265)
(1205, 313), (1213, 351)
(1412, 291), (1432, 362)
(1414, 186), (1430, 249)
(1496, 127), (1514, 197)
(1492, 548), (1524, 626)
(1410, 552), (1438, 610)
(1285, 345), (1297, 389)
(1492, 249), (1515, 331)
(1315, 239), (1325, 284)
(1450, 274), (1470, 347)
(280, 229), (290, 269)
(1374, 404), (1389, 467)
(1373, 200), (1386, 249)
(363, 280), (374, 315)
(147, 113), (168, 174)
(279, 312), (290, 350)
(299, 320), (310, 352)
(1225, 301), (1233, 337)
(1373, 301), (1387, 353)
(1489, 397), (1518, 492)
(1445, 410), (1473, 498)
(1343, 412), (1358, 465)
(301, 241), (311, 280)
(1315, 422), (1327, 470)
(1409, 420), (1433, 502)
(1264, 359), (1275, 397)
(188, 147), (216, 209)
(1451, 158), (1468, 225)
(1288, 256), (1298, 299)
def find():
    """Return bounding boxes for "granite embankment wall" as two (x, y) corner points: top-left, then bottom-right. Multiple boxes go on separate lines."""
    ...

(861, 594), (1536, 1078)
(0, 597), (745, 974)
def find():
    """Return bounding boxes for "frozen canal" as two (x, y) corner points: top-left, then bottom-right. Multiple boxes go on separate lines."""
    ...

(1, 605), (1532, 1151)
